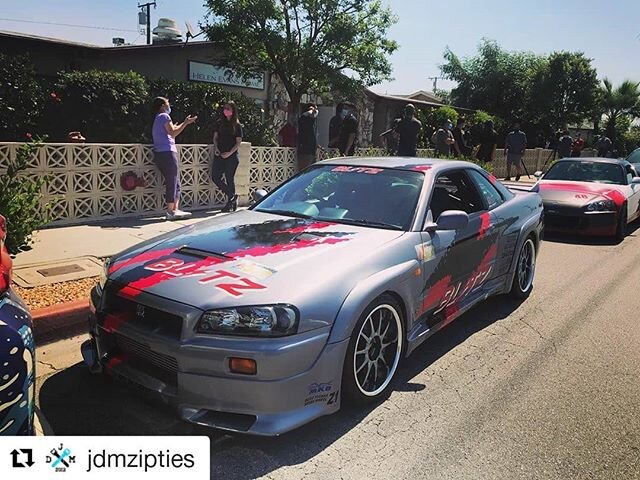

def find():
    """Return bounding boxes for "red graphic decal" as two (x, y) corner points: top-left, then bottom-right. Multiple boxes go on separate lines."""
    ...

(488, 174), (497, 185)
(538, 182), (626, 207)
(199, 269), (239, 285)
(109, 247), (177, 274)
(274, 221), (335, 234)
(331, 166), (384, 175)
(420, 275), (453, 316)
(102, 312), (134, 333)
(216, 278), (267, 297)
(478, 212), (491, 239)
(413, 165), (433, 172)
(105, 354), (129, 376)
(230, 237), (349, 259)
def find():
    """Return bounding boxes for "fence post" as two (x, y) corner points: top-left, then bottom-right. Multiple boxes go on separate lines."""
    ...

(236, 141), (252, 207)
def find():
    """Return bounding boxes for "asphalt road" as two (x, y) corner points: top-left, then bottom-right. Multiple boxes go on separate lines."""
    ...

(35, 226), (640, 480)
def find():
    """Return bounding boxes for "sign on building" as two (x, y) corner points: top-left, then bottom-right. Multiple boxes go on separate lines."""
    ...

(188, 61), (264, 90)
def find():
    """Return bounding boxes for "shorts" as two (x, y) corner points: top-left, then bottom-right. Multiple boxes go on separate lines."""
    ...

(507, 153), (523, 167)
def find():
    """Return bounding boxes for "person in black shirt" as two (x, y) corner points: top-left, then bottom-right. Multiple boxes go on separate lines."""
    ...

(328, 102), (344, 149)
(338, 103), (358, 156)
(297, 103), (318, 171)
(452, 117), (472, 157)
(212, 100), (243, 212)
(393, 104), (422, 157)
(475, 120), (498, 163)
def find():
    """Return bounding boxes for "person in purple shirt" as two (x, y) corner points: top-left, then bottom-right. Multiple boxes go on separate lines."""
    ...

(151, 97), (197, 220)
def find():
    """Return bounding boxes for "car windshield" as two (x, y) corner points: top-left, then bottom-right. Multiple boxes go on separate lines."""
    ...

(627, 149), (640, 164)
(253, 165), (425, 230)
(544, 161), (625, 185)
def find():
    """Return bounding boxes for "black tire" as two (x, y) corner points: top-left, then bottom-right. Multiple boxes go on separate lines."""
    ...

(341, 294), (404, 406)
(615, 204), (627, 241)
(510, 237), (536, 299)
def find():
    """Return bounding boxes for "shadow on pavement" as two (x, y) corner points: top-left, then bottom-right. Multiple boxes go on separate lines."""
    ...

(39, 294), (524, 479)
(78, 208), (229, 230)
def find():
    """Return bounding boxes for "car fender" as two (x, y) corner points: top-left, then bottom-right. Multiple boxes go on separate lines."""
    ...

(505, 210), (543, 291)
(328, 259), (419, 344)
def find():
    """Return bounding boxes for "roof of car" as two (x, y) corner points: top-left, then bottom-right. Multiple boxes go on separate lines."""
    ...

(316, 156), (480, 172)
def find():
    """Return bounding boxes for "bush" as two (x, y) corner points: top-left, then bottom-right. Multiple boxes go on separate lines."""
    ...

(0, 54), (45, 141)
(0, 137), (53, 253)
(147, 79), (276, 146)
(48, 70), (149, 143)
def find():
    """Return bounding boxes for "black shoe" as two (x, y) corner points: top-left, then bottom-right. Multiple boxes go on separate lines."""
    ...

(504, 176), (511, 181)
(515, 174), (521, 181)
(221, 194), (238, 213)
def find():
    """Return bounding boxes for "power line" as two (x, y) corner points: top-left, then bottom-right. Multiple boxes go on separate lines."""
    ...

(0, 17), (137, 33)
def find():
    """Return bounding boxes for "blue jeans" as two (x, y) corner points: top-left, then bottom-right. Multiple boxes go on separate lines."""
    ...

(153, 150), (180, 203)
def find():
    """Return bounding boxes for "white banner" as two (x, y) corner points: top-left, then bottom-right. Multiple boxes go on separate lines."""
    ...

(189, 61), (265, 90)
(0, 436), (210, 479)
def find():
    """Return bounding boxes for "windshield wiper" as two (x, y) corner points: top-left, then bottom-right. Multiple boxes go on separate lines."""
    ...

(255, 209), (314, 219)
(326, 218), (403, 230)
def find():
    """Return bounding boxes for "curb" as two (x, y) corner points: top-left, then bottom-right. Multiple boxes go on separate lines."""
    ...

(32, 299), (89, 344)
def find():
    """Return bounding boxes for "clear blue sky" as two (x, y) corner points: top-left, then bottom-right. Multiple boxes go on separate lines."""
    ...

(1, 0), (639, 95)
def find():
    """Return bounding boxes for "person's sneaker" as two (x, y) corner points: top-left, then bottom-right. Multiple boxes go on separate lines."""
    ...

(515, 174), (521, 181)
(504, 177), (511, 181)
(165, 209), (191, 220)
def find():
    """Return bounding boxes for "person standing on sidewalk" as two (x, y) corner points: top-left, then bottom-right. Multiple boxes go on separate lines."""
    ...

(557, 129), (573, 159)
(476, 120), (498, 163)
(338, 103), (358, 156)
(151, 96), (197, 220)
(328, 103), (344, 149)
(452, 117), (472, 157)
(297, 103), (318, 171)
(393, 104), (422, 157)
(432, 119), (455, 157)
(571, 133), (585, 157)
(596, 134), (612, 157)
(212, 101), (243, 212)
(504, 120), (527, 181)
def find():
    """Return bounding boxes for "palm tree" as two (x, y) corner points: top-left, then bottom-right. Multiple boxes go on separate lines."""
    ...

(598, 78), (640, 141)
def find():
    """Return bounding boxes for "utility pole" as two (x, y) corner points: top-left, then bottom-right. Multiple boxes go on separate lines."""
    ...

(138, 1), (157, 45)
(427, 76), (443, 92)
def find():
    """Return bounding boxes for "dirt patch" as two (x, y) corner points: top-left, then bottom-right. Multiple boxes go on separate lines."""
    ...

(14, 277), (98, 311)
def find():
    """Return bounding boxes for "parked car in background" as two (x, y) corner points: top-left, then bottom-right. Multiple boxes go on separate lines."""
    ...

(626, 148), (640, 172)
(0, 215), (35, 436)
(533, 158), (640, 240)
(82, 158), (543, 436)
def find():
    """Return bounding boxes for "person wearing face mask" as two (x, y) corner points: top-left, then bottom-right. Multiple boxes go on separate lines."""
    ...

(504, 120), (527, 181)
(212, 100), (243, 212)
(328, 103), (344, 149)
(338, 103), (358, 156)
(297, 103), (319, 170)
(151, 96), (197, 220)
(393, 104), (422, 157)
(432, 118), (455, 157)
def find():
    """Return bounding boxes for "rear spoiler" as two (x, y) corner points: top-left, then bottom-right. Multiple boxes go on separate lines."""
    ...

(501, 181), (536, 194)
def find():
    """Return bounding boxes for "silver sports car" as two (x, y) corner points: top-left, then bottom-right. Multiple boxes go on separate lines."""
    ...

(82, 157), (543, 435)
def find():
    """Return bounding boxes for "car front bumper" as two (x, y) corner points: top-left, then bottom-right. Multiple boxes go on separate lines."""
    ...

(83, 286), (349, 436)
(543, 206), (618, 236)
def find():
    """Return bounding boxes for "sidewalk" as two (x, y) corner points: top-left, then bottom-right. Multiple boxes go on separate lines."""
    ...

(14, 208), (234, 268)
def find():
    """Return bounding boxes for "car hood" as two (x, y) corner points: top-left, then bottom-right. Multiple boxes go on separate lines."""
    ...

(534, 180), (626, 207)
(107, 210), (405, 309)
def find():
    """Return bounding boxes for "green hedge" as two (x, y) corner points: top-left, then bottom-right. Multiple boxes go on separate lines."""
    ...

(0, 54), (276, 145)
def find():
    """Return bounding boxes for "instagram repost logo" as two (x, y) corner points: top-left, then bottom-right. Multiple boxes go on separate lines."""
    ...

(46, 444), (76, 472)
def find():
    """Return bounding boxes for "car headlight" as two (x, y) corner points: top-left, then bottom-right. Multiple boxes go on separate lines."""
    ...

(98, 257), (111, 290)
(196, 305), (299, 337)
(586, 200), (615, 212)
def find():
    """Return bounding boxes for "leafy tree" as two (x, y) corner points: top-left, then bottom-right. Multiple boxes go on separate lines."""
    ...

(202, 0), (398, 114)
(0, 54), (44, 141)
(440, 39), (544, 121)
(598, 78), (640, 142)
(0, 137), (53, 253)
(528, 52), (599, 130)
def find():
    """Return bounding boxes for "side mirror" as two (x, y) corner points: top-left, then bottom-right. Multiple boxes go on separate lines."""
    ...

(534, 170), (543, 179)
(252, 189), (268, 203)
(425, 210), (469, 232)
(632, 177), (640, 185)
